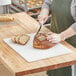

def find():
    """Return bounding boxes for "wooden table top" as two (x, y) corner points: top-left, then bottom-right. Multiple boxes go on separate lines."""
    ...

(0, 12), (76, 76)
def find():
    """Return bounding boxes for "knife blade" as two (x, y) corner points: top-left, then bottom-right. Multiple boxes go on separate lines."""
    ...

(37, 20), (44, 34)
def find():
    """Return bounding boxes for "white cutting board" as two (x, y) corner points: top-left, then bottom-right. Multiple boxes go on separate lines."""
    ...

(4, 34), (73, 62)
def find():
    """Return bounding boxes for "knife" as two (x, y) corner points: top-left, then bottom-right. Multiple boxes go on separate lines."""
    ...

(37, 20), (44, 34)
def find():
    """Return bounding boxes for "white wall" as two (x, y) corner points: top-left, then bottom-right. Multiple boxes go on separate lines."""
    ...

(0, 0), (11, 6)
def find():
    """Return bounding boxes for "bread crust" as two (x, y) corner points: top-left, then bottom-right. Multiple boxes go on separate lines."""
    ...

(19, 35), (30, 45)
(15, 35), (21, 43)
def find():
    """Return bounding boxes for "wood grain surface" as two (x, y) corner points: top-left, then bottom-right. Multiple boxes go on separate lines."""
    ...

(0, 12), (76, 76)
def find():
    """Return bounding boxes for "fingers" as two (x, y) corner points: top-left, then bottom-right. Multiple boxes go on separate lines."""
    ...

(49, 39), (60, 43)
(47, 32), (53, 35)
(47, 33), (61, 43)
(38, 15), (42, 21)
(38, 15), (48, 24)
(47, 32), (55, 40)
(47, 35), (53, 40)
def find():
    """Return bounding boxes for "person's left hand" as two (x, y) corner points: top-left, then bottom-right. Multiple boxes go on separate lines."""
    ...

(47, 32), (62, 43)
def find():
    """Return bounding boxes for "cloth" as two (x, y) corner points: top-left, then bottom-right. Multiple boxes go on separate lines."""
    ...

(42, 0), (76, 32)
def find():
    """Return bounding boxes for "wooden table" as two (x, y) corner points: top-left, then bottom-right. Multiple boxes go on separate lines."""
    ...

(0, 12), (76, 76)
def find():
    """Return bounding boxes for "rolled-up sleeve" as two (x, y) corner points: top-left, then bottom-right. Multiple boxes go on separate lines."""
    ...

(42, 0), (52, 10)
(71, 0), (76, 32)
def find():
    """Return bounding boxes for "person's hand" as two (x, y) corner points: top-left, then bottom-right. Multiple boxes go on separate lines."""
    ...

(47, 32), (65, 43)
(38, 8), (49, 23)
(38, 14), (48, 24)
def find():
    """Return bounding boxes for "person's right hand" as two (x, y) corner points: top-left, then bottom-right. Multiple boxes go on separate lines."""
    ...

(38, 14), (48, 24)
(38, 8), (49, 23)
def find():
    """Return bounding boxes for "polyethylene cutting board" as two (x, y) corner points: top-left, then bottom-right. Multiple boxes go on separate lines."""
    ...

(4, 34), (73, 62)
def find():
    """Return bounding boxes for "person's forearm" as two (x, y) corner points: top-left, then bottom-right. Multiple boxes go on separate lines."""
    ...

(60, 27), (76, 40)
(41, 0), (52, 15)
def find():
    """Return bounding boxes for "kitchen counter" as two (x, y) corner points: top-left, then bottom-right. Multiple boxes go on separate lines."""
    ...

(0, 12), (76, 76)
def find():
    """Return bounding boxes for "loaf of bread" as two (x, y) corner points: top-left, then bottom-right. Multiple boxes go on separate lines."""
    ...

(33, 33), (55, 49)
(11, 34), (30, 45)
(0, 15), (14, 22)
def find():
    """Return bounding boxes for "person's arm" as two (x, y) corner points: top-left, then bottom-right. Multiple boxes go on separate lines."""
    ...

(47, 22), (76, 43)
(60, 25), (76, 41)
(47, 26), (76, 43)
(47, 24), (76, 43)
(38, 0), (52, 23)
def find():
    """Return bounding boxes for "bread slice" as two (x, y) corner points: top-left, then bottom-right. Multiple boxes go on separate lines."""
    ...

(11, 34), (30, 45)
(33, 33), (55, 49)
(19, 35), (30, 45)
(15, 35), (21, 43)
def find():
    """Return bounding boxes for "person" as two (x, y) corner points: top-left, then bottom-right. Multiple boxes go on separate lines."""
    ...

(38, 0), (76, 76)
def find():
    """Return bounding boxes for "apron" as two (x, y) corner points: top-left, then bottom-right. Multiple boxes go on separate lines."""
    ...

(47, 0), (76, 76)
